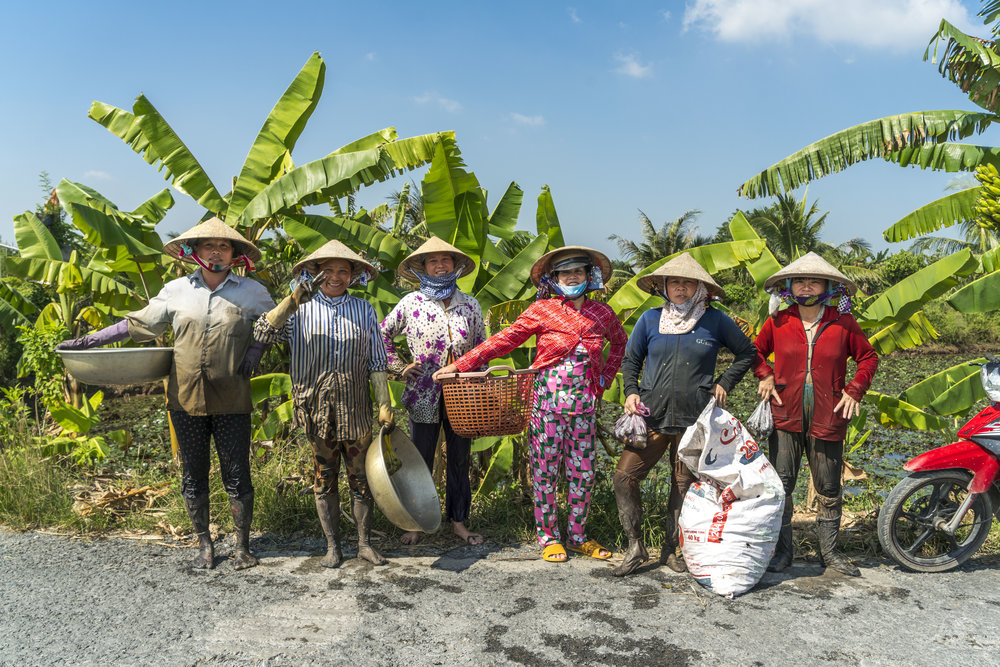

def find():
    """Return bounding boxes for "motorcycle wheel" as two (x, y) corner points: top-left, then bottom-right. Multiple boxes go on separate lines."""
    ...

(877, 470), (995, 573)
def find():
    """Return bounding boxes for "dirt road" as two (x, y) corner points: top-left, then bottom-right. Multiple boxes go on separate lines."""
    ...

(1, 530), (998, 665)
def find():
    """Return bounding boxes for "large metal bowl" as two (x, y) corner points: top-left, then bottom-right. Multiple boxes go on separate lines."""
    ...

(57, 347), (174, 385)
(366, 425), (442, 533)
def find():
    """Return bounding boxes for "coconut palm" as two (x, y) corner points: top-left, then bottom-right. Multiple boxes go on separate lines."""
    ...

(609, 209), (710, 274)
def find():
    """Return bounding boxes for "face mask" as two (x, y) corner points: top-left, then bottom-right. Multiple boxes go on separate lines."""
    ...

(559, 281), (588, 298)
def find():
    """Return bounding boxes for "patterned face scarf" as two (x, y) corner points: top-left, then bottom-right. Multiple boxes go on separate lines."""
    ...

(291, 264), (370, 293)
(413, 268), (463, 300)
(536, 265), (604, 300)
(767, 280), (851, 316)
(179, 243), (256, 272)
(658, 280), (709, 335)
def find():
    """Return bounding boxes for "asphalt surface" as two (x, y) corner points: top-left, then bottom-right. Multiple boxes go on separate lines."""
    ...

(1, 529), (998, 666)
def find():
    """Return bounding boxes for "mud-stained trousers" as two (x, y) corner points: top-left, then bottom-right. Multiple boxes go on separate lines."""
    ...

(170, 411), (253, 500)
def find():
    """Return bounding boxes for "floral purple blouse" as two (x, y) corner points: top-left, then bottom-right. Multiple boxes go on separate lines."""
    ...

(380, 290), (486, 423)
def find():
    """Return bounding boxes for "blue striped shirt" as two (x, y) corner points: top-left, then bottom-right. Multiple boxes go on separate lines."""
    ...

(254, 292), (387, 441)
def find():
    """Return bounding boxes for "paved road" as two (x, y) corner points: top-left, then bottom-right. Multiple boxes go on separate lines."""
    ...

(1, 530), (998, 665)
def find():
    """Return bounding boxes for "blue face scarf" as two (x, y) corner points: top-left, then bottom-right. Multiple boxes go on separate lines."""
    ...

(413, 268), (463, 300)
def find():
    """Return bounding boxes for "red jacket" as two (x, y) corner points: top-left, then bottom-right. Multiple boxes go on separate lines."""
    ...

(454, 297), (627, 398)
(753, 305), (878, 441)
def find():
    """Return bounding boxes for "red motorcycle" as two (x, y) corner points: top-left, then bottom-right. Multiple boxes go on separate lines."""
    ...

(878, 358), (1000, 572)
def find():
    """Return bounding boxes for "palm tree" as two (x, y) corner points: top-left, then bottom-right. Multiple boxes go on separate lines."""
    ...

(609, 209), (710, 274)
(743, 191), (831, 265)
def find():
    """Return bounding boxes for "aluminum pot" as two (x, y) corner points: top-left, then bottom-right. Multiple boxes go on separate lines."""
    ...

(365, 425), (442, 533)
(57, 347), (173, 385)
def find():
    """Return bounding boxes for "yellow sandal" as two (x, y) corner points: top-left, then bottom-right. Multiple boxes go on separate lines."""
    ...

(567, 539), (611, 560)
(542, 543), (567, 562)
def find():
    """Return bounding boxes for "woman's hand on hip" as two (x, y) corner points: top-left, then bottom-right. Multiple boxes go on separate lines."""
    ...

(432, 363), (459, 383)
(624, 393), (641, 415)
(834, 392), (861, 420)
(712, 384), (728, 408)
(758, 375), (782, 405)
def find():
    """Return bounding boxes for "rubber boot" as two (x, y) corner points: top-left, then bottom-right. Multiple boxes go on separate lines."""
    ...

(229, 493), (259, 570)
(314, 493), (343, 568)
(611, 476), (648, 577)
(353, 496), (387, 566)
(767, 496), (794, 572)
(184, 493), (214, 569)
(659, 508), (687, 573)
(815, 493), (860, 577)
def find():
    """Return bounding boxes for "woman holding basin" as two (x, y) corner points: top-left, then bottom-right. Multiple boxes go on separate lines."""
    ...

(612, 253), (756, 576)
(57, 217), (274, 571)
(433, 246), (627, 563)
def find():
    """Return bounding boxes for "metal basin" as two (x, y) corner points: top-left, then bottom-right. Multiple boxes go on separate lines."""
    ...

(57, 347), (174, 385)
(366, 426), (442, 533)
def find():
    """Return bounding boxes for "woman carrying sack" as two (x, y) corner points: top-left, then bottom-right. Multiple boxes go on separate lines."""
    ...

(57, 217), (274, 570)
(755, 252), (878, 576)
(253, 240), (394, 568)
(613, 253), (756, 576)
(434, 246), (627, 563)
(381, 237), (487, 547)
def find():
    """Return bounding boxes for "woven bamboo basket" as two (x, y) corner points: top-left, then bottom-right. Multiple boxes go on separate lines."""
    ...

(438, 365), (539, 438)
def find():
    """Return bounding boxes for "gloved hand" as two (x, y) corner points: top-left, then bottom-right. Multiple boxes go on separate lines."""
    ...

(237, 341), (269, 378)
(371, 371), (395, 432)
(56, 320), (130, 350)
(265, 271), (326, 328)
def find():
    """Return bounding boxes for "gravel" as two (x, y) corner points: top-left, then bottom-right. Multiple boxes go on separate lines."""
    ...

(1, 528), (999, 666)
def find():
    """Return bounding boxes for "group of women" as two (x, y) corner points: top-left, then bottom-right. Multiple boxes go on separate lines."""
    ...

(58, 216), (877, 577)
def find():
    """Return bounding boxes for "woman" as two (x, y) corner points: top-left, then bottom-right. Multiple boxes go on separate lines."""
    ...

(381, 237), (486, 546)
(755, 252), (878, 577)
(57, 217), (274, 570)
(253, 240), (394, 568)
(434, 246), (627, 563)
(613, 253), (756, 576)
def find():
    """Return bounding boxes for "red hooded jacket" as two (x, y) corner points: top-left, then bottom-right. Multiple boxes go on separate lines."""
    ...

(753, 305), (878, 441)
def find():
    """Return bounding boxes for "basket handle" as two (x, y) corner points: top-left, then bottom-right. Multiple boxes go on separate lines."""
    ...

(436, 364), (536, 380)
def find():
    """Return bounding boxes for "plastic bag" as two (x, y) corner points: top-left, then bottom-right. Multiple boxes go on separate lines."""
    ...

(677, 399), (784, 598)
(746, 399), (774, 440)
(613, 403), (650, 449)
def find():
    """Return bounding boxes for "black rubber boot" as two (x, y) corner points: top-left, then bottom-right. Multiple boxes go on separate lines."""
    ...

(184, 493), (214, 570)
(767, 497), (794, 572)
(659, 509), (687, 573)
(611, 476), (648, 577)
(816, 493), (860, 577)
(229, 493), (259, 570)
(353, 496), (386, 566)
(315, 493), (343, 568)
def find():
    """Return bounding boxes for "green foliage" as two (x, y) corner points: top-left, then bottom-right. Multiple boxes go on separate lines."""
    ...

(721, 283), (757, 308)
(879, 250), (926, 284)
(16, 324), (68, 409)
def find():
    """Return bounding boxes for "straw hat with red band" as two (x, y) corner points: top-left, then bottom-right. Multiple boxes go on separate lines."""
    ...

(396, 237), (474, 282)
(636, 252), (725, 299)
(529, 245), (612, 287)
(163, 217), (262, 263)
(764, 252), (858, 295)
(292, 239), (376, 281)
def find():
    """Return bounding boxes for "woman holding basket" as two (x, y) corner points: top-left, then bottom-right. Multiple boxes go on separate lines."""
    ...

(434, 246), (627, 563)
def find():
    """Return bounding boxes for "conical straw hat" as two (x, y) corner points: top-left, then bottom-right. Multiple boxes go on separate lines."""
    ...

(636, 253), (725, 298)
(396, 237), (474, 282)
(292, 239), (376, 279)
(529, 245), (613, 287)
(163, 217), (261, 263)
(764, 252), (858, 295)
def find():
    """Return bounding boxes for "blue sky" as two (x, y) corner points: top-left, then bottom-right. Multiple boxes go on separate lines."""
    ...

(1, 0), (993, 260)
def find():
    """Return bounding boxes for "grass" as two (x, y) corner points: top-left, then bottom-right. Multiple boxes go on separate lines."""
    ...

(2, 350), (998, 564)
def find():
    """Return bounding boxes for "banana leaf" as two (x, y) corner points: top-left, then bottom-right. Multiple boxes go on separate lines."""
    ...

(253, 399), (294, 441)
(474, 436), (514, 500)
(473, 233), (550, 313)
(49, 392), (103, 435)
(535, 185), (565, 248)
(283, 213), (409, 269)
(926, 19), (1000, 114)
(331, 127), (397, 154)
(898, 358), (987, 415)
(422, 136), (483, 245)
(88, 101), (161, 167)
(133, 95), (227, 212)
(882, 187), (980, 242)
(14, 212), (61, 260)
(487, 182), (523, 240)
(947, 268), (1000, 312)
(728, 211), (782, 291)
(5, 256), (138, 310)
(485, 299), (533, 335)
(738, 111), (996, 198)
(0, 279), (38, 329)
(867, 310), (939, 355)
(250, 372), (292, 406)
(228, 52), (326, 222)
(883, 142), (1000, 172)
(67, 204), (163, 257)
(129, 189), (175, 224)
(866, 391), (954, 431)
(856, 249), (977, 329)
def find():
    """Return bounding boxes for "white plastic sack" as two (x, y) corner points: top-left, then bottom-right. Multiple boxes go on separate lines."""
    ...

(677, 399), (785, 598)
(746, 399), (774, 440)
